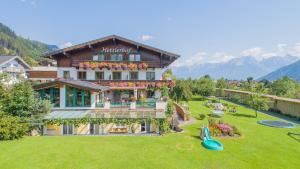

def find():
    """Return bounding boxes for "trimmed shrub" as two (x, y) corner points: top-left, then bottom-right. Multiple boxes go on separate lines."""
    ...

(198, 114), (206, 120)
(0, 112), (29, 140)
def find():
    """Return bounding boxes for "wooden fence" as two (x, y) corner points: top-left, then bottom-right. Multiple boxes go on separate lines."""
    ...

(216, 89), (300, 118)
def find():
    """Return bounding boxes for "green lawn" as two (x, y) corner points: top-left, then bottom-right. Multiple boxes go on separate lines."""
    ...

(0, 98), (299, 169)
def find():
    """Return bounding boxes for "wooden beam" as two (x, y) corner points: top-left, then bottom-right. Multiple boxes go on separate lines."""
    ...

(88, 43), (93, 49)
(160, 53), (163, 68)
(113, 38), (116, 45)
(63, 51), (71, 57)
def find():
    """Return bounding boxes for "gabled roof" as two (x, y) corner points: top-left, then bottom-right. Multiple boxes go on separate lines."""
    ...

(33, 79), (110, 92)
(43, 35), (180, 59)
(0, 55), (31, 69)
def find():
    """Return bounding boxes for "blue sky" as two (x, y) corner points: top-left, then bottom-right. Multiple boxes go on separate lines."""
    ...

(2, 0), (300, 67)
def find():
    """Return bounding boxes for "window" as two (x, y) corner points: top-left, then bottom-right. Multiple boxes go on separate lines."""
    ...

(129, 72), (138, 80)
(66, 87), (91, 107)
(39, 88), (60, 107)
(90, 124), (100, 135)
(129, 54), (135, 61)
(77, 71), (86, 80)
(135, 54), (141, 61)
(146, 72), (155, 80)
(129, 54), (141, 61)
(92, 55), (98, 61)
(98, 54), (105, 61)
(111, 54), (123, 61)
(95, 71), (104, 80)
(141, 122), (146, 132)
(63, 71), (70, 79)
(112, 72), (122, 80)
(62, 124), (73, 135)
(141, 122), (151, 133)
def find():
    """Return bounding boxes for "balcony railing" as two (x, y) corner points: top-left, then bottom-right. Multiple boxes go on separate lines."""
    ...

(110, 102), (130, 108)
(94, 101), (167, 110)
(95, 102), (104, 108)
(72, 60), (161, 68)
(136, 101), (156, 108)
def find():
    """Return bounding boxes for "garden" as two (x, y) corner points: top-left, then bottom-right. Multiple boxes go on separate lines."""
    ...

(0, 97), (299, 169)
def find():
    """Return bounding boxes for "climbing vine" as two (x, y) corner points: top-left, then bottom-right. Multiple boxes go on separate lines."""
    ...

(44, 117), (167, 132)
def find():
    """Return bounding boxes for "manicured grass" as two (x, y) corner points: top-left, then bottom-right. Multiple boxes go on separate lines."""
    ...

(0, 98), (299, 169)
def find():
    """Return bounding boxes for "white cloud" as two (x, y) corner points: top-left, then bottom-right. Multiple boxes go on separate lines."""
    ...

(173, 43), (300, 68)
(59, 42), (73, 49)
(288, 43), (300, 56)
(30, 1), (36, 6)
(241, 47), (263, 58)
(172, 52), (233, 67)
(241, 47), (277, 60)
(140, 35), (153, 41)
(167, 17), (173, 21)
(19, 0), (37, 6)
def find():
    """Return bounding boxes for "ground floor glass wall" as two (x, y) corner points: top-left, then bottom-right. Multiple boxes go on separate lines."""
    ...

(38, 88), (60, 107)
(66, 87), (91, 107)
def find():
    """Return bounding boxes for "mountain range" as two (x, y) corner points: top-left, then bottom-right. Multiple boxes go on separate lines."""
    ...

(259, 59), (300, 82)
(172, 56), (300, 80)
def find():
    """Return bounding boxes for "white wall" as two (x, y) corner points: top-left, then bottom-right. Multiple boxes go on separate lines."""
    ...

(57, 67), (77, 80)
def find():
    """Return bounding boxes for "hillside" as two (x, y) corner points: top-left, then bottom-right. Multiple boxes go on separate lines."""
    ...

(259, 59), (300, 82)
(0, 22), (57, 65)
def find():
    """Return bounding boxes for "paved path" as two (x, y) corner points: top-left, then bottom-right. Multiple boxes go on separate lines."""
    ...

(172, 110), (197, 127)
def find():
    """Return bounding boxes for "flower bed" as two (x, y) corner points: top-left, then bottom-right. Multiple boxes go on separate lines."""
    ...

(78, 61), (148, 70)
(208, 118), (242, 137)
(97, 81), (176, 88)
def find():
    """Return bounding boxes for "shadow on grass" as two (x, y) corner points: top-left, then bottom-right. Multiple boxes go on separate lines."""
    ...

(191, 135), (201, 140)
(229, 113), (256, 118)
(207, 114), (222, 118)
(189, 97), (207, 101)
(287, 132), (300, 142)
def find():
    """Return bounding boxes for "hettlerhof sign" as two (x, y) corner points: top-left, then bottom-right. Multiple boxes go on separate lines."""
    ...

(100, 47), (132, 54)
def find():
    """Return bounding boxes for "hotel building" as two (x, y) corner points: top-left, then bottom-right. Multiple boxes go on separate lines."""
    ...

(32, 35), (179, 135)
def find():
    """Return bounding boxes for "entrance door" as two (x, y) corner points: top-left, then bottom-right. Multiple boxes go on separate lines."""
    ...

(62, 124), (73, 135)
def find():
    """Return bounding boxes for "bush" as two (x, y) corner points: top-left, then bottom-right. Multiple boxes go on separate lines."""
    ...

(232, 125), (242, 136)
(198, 114), (206, 120)
(208, 118), (217, 126)
(166, 100), (174, 117)
(0, 112), (29, 140)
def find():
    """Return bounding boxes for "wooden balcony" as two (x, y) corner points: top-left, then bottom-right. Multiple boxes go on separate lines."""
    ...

(71, 60), (162, 68)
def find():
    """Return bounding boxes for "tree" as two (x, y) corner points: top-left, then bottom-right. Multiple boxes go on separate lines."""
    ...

(216, 78), (227, 89)
(246, 93), (269, 117)
(0, 112), (29, 140)
(170, 80), (192, 102)
(1, 81), (52, 118)
(270, 76), (299, 98)
(191, 76), (215, 96)
(216, 78), (227, 96)
(2, 82), (37, 117)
